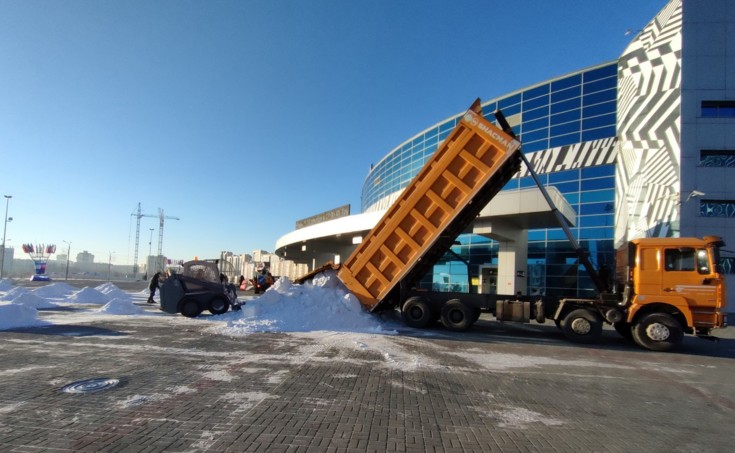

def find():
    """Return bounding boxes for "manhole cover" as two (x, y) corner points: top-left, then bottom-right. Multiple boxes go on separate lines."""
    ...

(61, 378), (120, 394)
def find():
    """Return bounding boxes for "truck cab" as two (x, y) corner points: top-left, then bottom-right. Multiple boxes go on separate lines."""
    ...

(619, 235), (727, 349)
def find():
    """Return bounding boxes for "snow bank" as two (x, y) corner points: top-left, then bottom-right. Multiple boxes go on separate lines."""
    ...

(0, 304), (48, 330)
(1, 286), (28, 301)
(99, 297), (147, 315)
(95, 283), (132, 301)
(68, 287), (109, 305)
(31, 282), (76, 298)
(214, 271), (391, 335)
(10, 293), (59, 309)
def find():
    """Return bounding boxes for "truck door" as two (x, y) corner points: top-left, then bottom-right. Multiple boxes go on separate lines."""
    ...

(660, 247), (720, 310)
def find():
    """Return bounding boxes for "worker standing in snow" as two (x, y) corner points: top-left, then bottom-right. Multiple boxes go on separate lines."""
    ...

(147, 271), (161, 304)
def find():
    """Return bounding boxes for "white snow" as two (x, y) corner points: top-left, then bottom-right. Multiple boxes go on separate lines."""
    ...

(209, 271), (393, 335)
(99, 297), (147, 315)
(0, 271), (394, 335)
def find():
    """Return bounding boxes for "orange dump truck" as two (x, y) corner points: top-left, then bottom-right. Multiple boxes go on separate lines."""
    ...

(304, 99), (727, 351)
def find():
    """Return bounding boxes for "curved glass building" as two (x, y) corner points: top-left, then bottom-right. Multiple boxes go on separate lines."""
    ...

(276, 0), (735, 303)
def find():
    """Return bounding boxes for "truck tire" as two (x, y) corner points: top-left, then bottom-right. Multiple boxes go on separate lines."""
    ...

(209, 296), (230, 315)
(631, 313), (683, 352)
(402, 297), (433, 328)
(561, 308), (602, 344)
(613, 322), (633, 341)
(441, 300), (474, 332)
(180, 298), (202, 318)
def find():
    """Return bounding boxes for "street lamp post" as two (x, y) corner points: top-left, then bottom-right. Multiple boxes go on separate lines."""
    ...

(148, 228), (154, 272)
(1, 195), (12, 280)
(62, 240), (71, 281)
(108, 252), (114, 282)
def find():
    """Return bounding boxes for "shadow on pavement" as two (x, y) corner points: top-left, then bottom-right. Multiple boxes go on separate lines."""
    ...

(4, 324), (128, 338)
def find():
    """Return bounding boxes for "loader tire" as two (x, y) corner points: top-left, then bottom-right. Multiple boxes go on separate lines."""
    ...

(180, 298), (202, 318)
(209, 296), (230, 315)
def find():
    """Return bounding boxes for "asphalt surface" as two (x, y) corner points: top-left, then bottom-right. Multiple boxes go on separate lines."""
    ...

(1, 279), (734, 452)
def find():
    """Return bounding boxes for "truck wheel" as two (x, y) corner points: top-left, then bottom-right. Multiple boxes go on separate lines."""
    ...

(632, 313), (683, 352)
(209, 296), (230, 315)
(180, 298), (202, 318)
(441, 300), (473, 332)
(402, 297), (433, 328)
(613, 322), (633, 341)
(561, 309), (602, 344)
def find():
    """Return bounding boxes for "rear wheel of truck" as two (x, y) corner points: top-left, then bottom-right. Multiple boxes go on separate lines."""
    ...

(402, 297), (433, 328)
(209, 296), (230, 315)
(561, 308), (602, 343)
(632, 313), (683, 352)
(441, 300), (474, 332)
(180, 298), (202, 318)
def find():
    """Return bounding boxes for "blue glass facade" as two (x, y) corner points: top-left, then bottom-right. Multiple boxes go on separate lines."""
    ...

(361, 63), (619, 298)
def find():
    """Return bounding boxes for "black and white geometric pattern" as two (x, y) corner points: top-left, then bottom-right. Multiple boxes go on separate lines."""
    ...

(615, 0), (683, 246)
(521, 138), (617, 177)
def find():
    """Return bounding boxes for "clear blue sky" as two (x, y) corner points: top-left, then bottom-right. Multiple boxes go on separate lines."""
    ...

(0, 0), (666, 267)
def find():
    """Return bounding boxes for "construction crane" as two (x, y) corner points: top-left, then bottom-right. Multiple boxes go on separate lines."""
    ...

(131, 203), (180, 277)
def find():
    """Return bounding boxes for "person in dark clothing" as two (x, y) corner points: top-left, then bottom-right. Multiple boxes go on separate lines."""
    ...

(147, 272), (161, 304)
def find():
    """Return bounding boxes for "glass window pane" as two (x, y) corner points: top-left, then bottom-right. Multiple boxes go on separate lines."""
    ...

(551, 85), (581, 103)
(584, 76), (616, 94)
(524, 105), (549, 121)
(551, 109), (581, 125)
(551, 97), (581, 114)
(522, 129), (549, 143)
(583, 113), (616, 130)
(580, 189), (615, 203)
(524, 117), (549, 132)
(522, 140), (548, 152)
(583, 89), (616, 106)
(583, 101), (616, 118)
(582, 126), (616, 141)
(523, 95), (549, 111)
(582, 165), (615, 178)
(498, 93), (522, 109)
(525, 84), (550, 100)
(549, 169), (579, 183)
(584, 64), (617, 82)
(551, 122), (580, 137)
(551, 74), (582, 91)
(550, 133), (580, 148)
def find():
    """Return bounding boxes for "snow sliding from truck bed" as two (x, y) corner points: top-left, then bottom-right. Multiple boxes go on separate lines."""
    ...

(212, 270), (396, 335)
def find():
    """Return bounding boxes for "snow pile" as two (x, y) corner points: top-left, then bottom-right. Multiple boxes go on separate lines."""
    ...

(1, 286), (29, 301)
(215, 271), (391, 335)
(99, 297), (147, 315)
(10, 293), (59, 309)
(68, 287), (109, 305)
(0, 304), (48, 330)
(31, 282), (76, 298)
(95, 282), (132, 301)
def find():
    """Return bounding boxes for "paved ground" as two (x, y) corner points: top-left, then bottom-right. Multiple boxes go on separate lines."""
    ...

(1, 280), (734, 452)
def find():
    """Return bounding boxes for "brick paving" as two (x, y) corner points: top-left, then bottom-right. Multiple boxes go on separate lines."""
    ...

(1, 300), (734, 452)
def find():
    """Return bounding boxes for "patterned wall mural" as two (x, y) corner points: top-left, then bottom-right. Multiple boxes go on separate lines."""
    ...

(615, 0), (683, 247)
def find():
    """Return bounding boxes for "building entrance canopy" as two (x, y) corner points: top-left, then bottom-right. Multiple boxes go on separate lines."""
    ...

(276, 187), (576, 268)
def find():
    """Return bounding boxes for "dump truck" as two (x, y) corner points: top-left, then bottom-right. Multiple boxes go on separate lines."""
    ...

(300, 99), (727, 351)
(159, 260), (241, 317)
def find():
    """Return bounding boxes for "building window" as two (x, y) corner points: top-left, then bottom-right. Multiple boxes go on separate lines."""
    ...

(701, 101), (735, 118)
(699, 199), (735, 217)
(700, 150), (735, 167)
